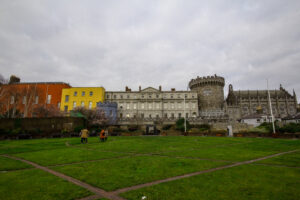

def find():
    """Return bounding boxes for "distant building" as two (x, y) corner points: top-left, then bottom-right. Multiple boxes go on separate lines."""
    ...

(105, 86), (198, 121)
(96, 102), (118, 124)
(0, 82), (71, 117)
(60, 87), (105, 112)
(226, 84), (298, 120)
(282, 113), (300, 124)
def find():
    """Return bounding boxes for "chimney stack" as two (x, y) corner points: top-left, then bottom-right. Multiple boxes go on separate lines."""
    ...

(171, 88), (175, 92)
(159, 85), (162, 91)
(139, 86), (141, 91)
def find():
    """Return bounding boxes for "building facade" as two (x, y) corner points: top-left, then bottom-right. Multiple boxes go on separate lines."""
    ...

(189, 75), (225, 117)
(226, 84), (298, 120)
(60, 87), (105, 112)
(105, 86), (198, 120)
(0, 82), (71, 117)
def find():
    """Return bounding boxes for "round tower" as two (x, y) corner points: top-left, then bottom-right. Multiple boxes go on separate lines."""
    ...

(188, 75), (225, 116)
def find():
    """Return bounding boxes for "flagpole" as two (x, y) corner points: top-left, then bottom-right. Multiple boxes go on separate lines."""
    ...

(267, 79), (276, 134)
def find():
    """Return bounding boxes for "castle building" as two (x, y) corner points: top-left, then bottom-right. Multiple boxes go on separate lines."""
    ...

(60, 87), (105, 112)
(226, 84), (298, 120)
(105, 86), (198, 120)
(189, 75), (225, 117)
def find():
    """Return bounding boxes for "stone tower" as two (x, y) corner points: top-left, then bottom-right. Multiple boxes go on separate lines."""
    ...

(188, 75), (225, 116)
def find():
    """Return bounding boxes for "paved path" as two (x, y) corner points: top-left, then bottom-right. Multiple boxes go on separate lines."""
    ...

(4, 149), (299, 200)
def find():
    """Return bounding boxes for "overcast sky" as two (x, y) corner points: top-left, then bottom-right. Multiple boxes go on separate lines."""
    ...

(0, 0), (300, 100)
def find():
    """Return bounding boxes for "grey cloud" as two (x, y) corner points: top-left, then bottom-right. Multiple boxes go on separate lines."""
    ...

(0, 0), (300, 101)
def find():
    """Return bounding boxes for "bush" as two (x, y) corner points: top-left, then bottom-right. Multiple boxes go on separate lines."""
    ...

(279, 123), (300, 133)
(175, 118), (191, 132)
(74, 126), (85, 133)
(128, 125), (140, 132)
(162, 125), (173, 130)
(11, 128), (22, 135)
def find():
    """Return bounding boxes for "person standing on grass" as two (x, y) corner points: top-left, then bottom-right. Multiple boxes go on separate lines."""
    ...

(80, 128), (89, 144)
(99, 129), (105, 142)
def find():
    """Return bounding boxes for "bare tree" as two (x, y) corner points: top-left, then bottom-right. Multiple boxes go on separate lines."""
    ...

(33, 104), (63, 117)
(73, 107), (108, 127)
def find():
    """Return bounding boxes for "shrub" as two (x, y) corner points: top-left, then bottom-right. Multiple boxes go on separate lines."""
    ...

(128, 125), (140, 132)
(279, 123), (300, 133)
(162, 125), (173, 130)
(175, 118), (191, 132)
(74, 126), (85, 133)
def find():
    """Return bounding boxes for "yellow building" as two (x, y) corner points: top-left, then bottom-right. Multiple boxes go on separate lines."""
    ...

(60, 87), (105, 111)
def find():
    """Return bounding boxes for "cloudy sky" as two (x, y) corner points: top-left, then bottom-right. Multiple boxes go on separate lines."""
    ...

(0, 0), (300, 100)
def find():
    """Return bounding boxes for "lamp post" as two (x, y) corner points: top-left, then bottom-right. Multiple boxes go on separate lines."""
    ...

(267, 79), (276, 134)
(184, 85), (189, 133)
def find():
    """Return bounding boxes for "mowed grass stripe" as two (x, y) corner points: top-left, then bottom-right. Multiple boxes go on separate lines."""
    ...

(51, 155), (230, 191)
(255, 150), (300, 167)
(14, 147), (130, 166)
(0, 155), (33, 171)
(0, 168), (92, 200)
(121, 164), (300, 200)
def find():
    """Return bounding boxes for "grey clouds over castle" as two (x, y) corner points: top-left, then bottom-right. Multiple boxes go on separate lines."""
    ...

(0, 1), (300, 101)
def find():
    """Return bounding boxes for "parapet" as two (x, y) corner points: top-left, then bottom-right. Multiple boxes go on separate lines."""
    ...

(189, 75), (225, 89)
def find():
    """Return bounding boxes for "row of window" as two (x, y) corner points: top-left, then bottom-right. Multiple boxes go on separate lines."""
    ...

(119, 112), (197, 119)
(10, 95), (52, 105)
(118, 102), (197, 110)
(73, 91), (93, 97)
(107, 93), (195, 99)
(70, 101), (93, 110)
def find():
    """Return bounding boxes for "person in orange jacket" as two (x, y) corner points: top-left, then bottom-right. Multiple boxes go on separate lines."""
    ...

(99, 129), (105, 142)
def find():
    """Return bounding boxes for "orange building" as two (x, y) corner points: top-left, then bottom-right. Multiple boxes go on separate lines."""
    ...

(0, 82), (71, 118)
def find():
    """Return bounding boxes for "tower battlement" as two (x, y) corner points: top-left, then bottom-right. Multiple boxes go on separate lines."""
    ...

(189, 75), (225, 90)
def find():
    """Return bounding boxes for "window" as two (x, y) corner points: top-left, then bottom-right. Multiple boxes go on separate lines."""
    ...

(120, 95), (123, 99)
(73, 101), (76, 109)
(81, 101), (84, 107)
(141, 113), (144, 118)
(141, 103), (144, 109)
(133, 103), (137, 109)
(149, 103), (152, 109)
(126, 114), (130, 118)
(178, 113), (182, 118)
(64, 106), (68, 112)
(156, 103), (160, 109)
(149, 95), (152, 98)
(106, 95), (110, 99)
(35, 96), (39, 104)
(186, 113), (189, 118)
(185, 94), (187, 98)
(127, 95), (130, 99)
(177, 94), (181, 98)
(120, 113), (123, 118)
(47, 95), (51, 104)
(109, 110), (113, 116)
(171, 113), (174, 118)
(65, 95), (69, 102)
(141, 95), (144, 98)
(156, 94), (159, 98)
(178, 103), (182, 109)
(171, 95), (173, 98)
(82, 91), (85, 96)
(192, 103), (196, 109)
(89, 91), (93, 96)
(114, 95), (116, 99)
(22, 96), (26, 104)
(171, 103), (175, 109)
(164, 113), (168, 118)
(186, 103), (189, 109)
(149, 114), (152, 118)
(74, 91), (77, 96)
(58, 102), (60, 108)
(134, 95), (137, 99)
(126, 104), (130, 110)
(88, 101), (92, 109)
(164, 103), (168, 109)
(156, 114), (159, 118)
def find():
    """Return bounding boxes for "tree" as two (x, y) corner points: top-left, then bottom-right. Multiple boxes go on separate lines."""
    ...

(8, 75), (20, 84)
(175, 118), (191, 132)
(33, 104), (63, 117)
(72, 107), (107, 127)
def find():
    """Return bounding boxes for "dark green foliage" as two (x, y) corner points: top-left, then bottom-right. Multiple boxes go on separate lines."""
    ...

(175, 118), (190, 132)
(74, 126), (85, 133)
(128, 125), (140, 132)
(279, 123), (300, 133)
(162, 125), (173, 130)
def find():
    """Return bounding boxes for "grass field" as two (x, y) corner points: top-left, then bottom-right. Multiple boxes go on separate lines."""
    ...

(0, 136), (299, 200)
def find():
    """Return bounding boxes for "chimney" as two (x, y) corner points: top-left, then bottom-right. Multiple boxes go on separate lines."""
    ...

(159, 85), (162, 91)
(139, 86), (141, 91)
(125, 86), (128, 91)
(171, 88), (175, 92)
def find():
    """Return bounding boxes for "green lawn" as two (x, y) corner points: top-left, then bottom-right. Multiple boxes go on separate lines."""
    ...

(121, 164), (300, 200)
(51, 155), (229, 191)
(0, 156), (32, 171)
(0, 169), (92, 200)
(256, 151), (300, 167)
(14, 147), (129, 166)
(0, 136), (299, 200)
